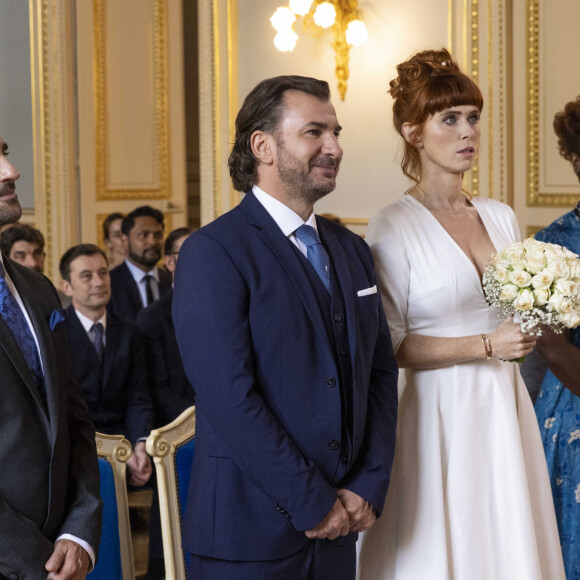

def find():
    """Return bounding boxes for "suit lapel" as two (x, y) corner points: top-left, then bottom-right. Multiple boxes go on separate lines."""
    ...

(103, 313), (118, 388)
(240, 193), (328, 343)
(121, 262), (144, 313)
(318, 220), (358, 367)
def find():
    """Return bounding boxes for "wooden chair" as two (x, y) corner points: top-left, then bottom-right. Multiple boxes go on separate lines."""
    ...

(88, 432), (135, 580)
(146, 406), (196, 580)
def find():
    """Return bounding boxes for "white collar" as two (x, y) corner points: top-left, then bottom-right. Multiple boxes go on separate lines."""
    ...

(74, 308), (107, 334)
(124, 258), (160, 284)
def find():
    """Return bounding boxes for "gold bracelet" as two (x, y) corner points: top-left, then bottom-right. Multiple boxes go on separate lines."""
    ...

(481, 334), (493, 359)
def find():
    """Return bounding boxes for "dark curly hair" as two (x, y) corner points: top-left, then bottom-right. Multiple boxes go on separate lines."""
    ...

(553, 96), (580, 160)
(389, 48), (483, 182)
(228, 75), (331, 192)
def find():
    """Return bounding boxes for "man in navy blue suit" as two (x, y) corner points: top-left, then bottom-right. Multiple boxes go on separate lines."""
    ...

(108, 206), (172, 321)
(60, 244), (154, 487)
(173, 76), (398, 579)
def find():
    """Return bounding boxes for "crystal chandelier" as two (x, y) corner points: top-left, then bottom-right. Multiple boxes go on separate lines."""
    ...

(270, 0), (368, 100)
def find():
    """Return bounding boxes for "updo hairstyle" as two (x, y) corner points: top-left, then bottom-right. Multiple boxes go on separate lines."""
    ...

(389, 48), (484, 182)
(553, 96), (580, 160)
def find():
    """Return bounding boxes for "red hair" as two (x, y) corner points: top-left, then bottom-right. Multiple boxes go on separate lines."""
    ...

(389, 48), (484, 182)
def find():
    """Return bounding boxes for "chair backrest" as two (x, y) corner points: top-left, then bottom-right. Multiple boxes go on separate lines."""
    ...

(146, 406), (196, 580)
(89, 433), (135, 580)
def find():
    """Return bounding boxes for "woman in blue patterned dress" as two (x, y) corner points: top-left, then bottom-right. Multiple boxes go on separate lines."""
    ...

(534, 96), (580, 580)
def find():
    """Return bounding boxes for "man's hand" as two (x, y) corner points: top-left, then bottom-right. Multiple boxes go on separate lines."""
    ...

(337, 488), (376, 532)
(45, 539), (90, 580)
(127, 441), (153, 486)
(304, 498), (350, 540)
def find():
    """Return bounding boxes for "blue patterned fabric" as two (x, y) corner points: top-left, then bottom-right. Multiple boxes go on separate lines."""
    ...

(0, 262), (43, 380)
(535, 208), (580, 580)
(176, 437), (196, 572)
(295, 225), (332, 294)
(88, 458), (122, 580)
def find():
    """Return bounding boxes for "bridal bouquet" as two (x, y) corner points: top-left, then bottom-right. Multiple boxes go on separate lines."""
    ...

(483, 238), (580, 334)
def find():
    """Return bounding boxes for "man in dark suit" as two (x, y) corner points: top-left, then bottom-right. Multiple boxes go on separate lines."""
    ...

(0, 134), (102, 579)
(173, 76), (398, 579)
(108, 206), (171, 321)
(60, 244), (154, 487)
(136, 226), (195, 427)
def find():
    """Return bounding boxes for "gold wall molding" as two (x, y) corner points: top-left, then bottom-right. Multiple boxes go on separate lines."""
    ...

(198, 1), (239, 225)
(29, 0), (79, 281)
(526, 0), (578, 207)
(94, 0), (171, 201)
(526, 225), (543, 238)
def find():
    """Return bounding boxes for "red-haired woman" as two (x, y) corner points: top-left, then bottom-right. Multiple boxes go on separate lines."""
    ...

(358, 49), (565, 580)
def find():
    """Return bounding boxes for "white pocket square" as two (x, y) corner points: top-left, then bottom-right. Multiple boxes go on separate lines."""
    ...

(357, 285), (377, 297)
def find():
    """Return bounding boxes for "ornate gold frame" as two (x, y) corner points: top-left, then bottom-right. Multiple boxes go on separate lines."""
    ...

(93, 0), (171, 200)
(526, 0), (577, 207)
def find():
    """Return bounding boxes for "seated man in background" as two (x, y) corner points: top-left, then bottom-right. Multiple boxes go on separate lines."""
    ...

(60, 243), (154, 486)
(109, 206), (172, 321)
(0, 223), (46, 272)
(137, 226), (195, 428)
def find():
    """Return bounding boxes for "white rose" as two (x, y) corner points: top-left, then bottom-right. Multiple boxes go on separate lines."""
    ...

(548, 292), (564, 311)
(508, 269), (533, 288)
(513, 289), (534, 311)
(523, 237), (545, 252)
(503, 243), (526, 264)
(500, 284), (519, 302)
(493, 266), (510, 283)
(560, 309), (580, 329)
(544, 244), (566, 261)
(531, 271), (553, 290)
(545, 259), (571, 280)
(558, 298), (574, 315)
(533, 289), (550, 306)
(526, 259), (546, 275)
(554, 279), (578, 297)
(569, 260), (580, 280)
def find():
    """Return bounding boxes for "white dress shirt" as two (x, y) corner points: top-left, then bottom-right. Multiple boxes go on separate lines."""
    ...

(252, 185), (318, 258)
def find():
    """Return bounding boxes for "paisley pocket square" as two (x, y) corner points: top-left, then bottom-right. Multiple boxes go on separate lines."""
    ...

(49, 309), (67, 332)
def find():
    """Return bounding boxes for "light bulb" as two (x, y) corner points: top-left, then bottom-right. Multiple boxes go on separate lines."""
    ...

(289, 0), (313, 16)
(313, 2), (336, 28)
(345, 20), (368, 46)
(274, 29), (299, 52)
(270, 7), (296, 32)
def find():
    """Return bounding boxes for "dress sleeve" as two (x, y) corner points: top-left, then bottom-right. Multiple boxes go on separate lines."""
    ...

(366, 212), (410, 353)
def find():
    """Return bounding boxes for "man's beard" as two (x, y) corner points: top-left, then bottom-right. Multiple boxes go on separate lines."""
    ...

(0, 181), (22, 226)
(128, 246), (160, 269)
(276, 138), (337, 206)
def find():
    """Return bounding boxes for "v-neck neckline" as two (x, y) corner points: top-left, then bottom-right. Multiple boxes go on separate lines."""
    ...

(405, 194), (499, 288)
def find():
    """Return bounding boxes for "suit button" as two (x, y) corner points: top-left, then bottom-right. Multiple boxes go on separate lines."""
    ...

(339, 347), (347, 357)
(334, 312), (343, 322)
(326, 377), (336, 387)
(328, 440), (340, 450)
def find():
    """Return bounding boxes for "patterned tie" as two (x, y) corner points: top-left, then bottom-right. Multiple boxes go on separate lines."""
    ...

(295, 224), (332, 295)
(90, 322), (105, 361)
(0, 261), (43, 381)
(144, 274), (155, 306)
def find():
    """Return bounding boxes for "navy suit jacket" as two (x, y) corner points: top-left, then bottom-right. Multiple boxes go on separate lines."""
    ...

(136, 290), (195, 427)
(108, 261), (171, 322)
(0, 257), (101, 579)
(173, 192), (398, 562)
(64, 306), (154, 445)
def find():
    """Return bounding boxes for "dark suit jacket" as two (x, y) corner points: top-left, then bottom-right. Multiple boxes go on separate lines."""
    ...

(173, 192), (398, 562)
(108, 261), (171, 322)
(64, 306), (154, 445)
(0, 257), (102, 580)
(136, 291), (195, 427)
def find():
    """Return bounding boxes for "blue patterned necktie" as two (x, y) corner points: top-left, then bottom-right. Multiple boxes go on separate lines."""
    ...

(90, 322), (105, 361)
(295, 224), (332, 295)
(0, 261), (43, 381)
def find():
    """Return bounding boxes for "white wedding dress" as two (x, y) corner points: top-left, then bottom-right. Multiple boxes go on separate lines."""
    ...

(358, 195), (565, 580)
